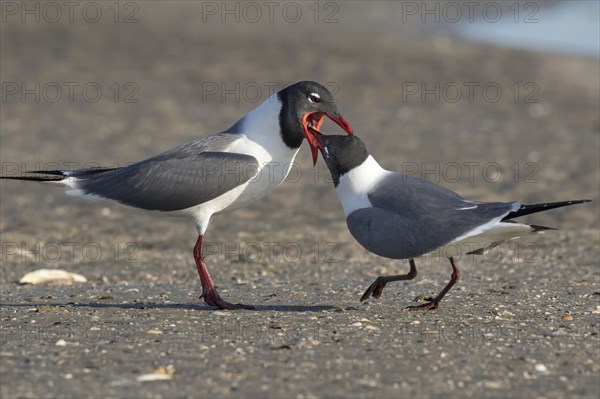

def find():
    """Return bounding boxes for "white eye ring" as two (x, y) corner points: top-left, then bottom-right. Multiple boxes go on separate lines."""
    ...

(308, 92), (321, 104)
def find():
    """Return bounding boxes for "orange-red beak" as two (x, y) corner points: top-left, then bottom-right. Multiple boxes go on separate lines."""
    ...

(303, 112), (353, 165)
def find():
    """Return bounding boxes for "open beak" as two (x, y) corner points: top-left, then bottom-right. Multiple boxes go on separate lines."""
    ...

(311, 129), (328, 158)
(327, 112), (353, 136)
(302, 112), (353, 166)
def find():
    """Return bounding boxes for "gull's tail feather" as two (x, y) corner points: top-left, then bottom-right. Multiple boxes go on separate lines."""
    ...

(529, 224), (556, 232)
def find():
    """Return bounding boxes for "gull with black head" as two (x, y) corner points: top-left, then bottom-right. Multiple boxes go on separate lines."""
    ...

(2, 81), (353, 310)
(316, 133), (590, 311)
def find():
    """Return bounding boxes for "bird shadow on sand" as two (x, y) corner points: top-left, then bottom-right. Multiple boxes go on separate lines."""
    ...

(0, 302), (340, 312)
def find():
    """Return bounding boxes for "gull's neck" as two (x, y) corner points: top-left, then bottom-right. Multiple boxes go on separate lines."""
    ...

(335, 155), (389, 216)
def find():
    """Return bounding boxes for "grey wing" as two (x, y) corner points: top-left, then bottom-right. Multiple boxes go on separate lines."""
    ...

(346, 173), (519, 259)
(75, 134), (260, 211)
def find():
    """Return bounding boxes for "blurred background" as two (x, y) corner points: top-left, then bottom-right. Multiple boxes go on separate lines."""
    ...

(1, 1), (599, 398)
(2, 1), (598, 223)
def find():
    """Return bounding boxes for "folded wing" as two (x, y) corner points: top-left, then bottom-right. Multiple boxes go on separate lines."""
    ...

(347, 173), (518, 259)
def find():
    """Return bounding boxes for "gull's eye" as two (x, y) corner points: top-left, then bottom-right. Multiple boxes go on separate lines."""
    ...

(308, 92), (321, 104)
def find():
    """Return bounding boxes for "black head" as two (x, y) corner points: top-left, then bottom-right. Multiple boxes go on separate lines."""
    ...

(317, 134), (369, 186)
(277, 81), (353, 165)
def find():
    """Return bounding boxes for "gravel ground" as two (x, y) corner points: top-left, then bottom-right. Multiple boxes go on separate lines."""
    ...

(1, 3), (599, 399)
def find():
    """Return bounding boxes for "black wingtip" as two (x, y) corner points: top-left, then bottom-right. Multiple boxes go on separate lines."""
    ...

(1, 175), (64, 182)
(503, 199), (592, 220)
(1, 169), (67, 182)
(28, 170), (68, 176)
(1, 167), (119, 182)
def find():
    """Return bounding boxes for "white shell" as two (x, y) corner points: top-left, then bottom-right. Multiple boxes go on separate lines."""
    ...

(19, 269), (87, 285)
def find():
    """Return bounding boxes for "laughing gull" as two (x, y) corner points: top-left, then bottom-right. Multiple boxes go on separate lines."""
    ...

(315, 134), (590, 311)
(2, 81), (353, 310)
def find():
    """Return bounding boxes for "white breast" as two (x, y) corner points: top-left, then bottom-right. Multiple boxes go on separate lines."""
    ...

(183, 94), (300, 231)
(335, 155), (390, 216)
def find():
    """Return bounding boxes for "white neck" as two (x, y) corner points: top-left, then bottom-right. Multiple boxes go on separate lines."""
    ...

(335, 155), (389, 216)
(239, 94), (287, 151)
(227, 93), (298, 173)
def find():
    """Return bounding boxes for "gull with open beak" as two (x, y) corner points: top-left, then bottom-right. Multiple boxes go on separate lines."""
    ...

(2, 81), (353, 310)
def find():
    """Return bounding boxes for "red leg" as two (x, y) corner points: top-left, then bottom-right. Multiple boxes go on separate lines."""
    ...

(193, 235), (254, 310)
(406, 257), (461, 312)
